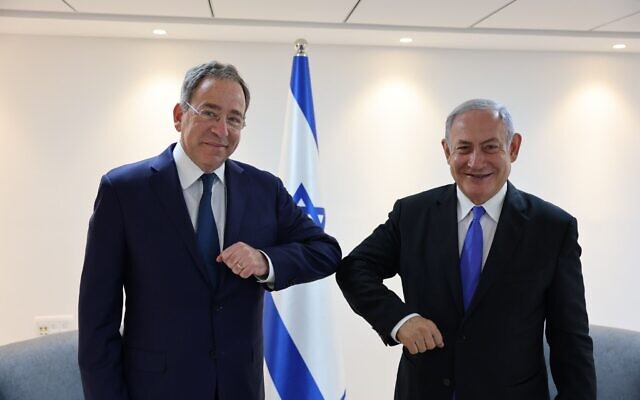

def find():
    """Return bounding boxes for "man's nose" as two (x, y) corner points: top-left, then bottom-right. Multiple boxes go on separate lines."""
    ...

(209, 118), (229, 137)
(467, 149), (484, 168)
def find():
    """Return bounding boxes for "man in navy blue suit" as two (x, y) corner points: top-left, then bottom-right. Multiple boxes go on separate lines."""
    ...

(78, 61), (341, 399)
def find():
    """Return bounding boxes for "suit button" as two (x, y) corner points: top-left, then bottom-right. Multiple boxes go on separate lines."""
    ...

(209, 350), (217, 360)
(443, 378), (451, 387)
(460, 334), (468, 342)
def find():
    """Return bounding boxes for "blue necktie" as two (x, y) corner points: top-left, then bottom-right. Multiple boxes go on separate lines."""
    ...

(196, 173), (221, 287)
(460, 206), (485, 311)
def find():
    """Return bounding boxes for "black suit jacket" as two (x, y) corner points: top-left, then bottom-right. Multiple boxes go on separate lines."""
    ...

(78, 144), (341, 400)
(336, 182), (595, 399)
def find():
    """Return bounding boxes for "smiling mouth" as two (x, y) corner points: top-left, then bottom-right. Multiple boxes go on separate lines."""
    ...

(466, 172), (492, 179)
(203, 142), (227, 148)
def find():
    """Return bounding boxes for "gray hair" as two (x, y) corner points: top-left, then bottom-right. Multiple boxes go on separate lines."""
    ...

(445, 98), (515, 144)
(180, 61), (250, 114)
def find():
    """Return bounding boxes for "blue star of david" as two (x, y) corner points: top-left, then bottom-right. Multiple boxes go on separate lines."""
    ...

(292, 184), (325, 230)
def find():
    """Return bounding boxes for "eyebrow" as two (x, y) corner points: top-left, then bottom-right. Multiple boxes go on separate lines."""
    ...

(481, 139), (501, 145)
(199, 102), (244, 117)
(456, 138), (501, 145)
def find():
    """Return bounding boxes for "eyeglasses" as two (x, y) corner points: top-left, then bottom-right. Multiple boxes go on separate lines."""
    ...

(184, 102), (246, 130)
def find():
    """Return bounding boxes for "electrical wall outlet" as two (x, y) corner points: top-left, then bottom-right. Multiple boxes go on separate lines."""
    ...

(34, 315), (75, 336)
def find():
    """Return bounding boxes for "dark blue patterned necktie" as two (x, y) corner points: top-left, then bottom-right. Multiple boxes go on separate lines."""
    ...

(196, 173), (221, 286)
(460, 206), (486, 311)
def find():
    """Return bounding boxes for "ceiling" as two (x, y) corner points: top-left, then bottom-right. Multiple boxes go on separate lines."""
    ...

(1, 0), (640, 53)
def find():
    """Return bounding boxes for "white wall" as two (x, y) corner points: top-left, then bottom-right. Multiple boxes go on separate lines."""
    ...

(1, 34), (639, 399)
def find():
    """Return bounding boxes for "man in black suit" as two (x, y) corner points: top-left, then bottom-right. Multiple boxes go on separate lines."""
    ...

(336, 99), (596, 399)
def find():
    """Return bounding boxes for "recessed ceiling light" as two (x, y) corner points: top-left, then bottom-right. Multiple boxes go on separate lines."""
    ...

(399, 37), (413, 44)
(153, 29), (167, 36)
(612, 44), (626, 49)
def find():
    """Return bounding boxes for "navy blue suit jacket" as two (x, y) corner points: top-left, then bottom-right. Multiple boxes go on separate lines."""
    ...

(78, 144), (340, 399)
(337, 182), (596, 399)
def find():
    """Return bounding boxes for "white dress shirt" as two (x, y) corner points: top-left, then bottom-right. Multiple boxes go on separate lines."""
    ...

(456, 183), (507, 267)
(173, 142), (226, 249)
(172, 142), (274, 283)
(391, 183), (508, 341)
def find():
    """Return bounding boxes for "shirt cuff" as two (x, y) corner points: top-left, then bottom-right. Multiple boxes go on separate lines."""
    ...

(391, 313), (421, 343)
(255, 250), (275, 285)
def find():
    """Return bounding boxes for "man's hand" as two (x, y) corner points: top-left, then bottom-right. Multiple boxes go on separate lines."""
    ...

(217, 242), (269, 279)
(397, 315), (444, 354)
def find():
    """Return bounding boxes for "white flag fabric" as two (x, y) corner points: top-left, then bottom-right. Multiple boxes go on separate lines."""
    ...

(263, 47), (346, 400)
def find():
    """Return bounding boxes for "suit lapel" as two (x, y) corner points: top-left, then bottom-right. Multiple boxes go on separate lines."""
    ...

(464, 181), (528, 317)
(150, 145), (211, 286)
(223, 160), (248, 248)
(216, 160), (248, 289)
(433, 185), (465, 317)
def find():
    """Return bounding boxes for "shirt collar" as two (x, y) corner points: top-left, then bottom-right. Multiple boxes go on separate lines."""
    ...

(456, 182), (508, 223)
(173, 141), (226, 190)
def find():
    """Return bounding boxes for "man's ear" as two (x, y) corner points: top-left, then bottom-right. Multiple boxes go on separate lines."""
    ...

(509, 133), (522, 162)
(172, 103), (183, 132)
(441, 138), (452, 163)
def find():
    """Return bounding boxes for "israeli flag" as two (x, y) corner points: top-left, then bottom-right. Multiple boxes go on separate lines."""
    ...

(263, 41), (346, 400)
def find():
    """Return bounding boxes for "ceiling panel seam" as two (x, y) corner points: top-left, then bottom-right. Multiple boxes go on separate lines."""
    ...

(589, 9), (640, 31)
(61, 0), (77, 12)
(343, 0), (362, 23)
(469, 0), (517, 28)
